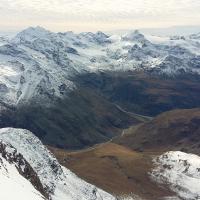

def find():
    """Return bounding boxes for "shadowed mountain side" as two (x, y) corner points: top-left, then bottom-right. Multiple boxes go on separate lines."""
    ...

(0, 87), (142, 149)
(74, 71), (200, 116)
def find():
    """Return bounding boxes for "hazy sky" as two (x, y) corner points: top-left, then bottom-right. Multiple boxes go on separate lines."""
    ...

(0, 0), (200, 32)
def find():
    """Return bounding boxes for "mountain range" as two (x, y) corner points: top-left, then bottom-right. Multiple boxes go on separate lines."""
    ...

(0, 26), (200, 106)
(0, 27), (200, 149)
(0, 27), (200, 199)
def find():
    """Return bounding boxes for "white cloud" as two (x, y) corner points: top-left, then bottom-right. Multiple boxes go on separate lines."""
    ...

(0, 0), (199, 32)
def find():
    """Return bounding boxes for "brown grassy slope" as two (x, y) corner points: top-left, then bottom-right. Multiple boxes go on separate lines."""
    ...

(114, 108), (200, 155)
(49, 108), (200, 199)
(49, 143), (174, 200)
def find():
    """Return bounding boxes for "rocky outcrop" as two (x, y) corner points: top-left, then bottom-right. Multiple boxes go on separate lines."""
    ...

(0, 141), (49, 199)
(0, 128), (116, 200)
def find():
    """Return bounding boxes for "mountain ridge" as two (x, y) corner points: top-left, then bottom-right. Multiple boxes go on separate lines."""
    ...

(0, 128), (117, 200)
(0, 27), (200, 149)
(114, 108), (200, 154)
(0, 26), (200, 106)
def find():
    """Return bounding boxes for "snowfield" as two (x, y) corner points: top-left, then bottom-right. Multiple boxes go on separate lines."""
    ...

(0, 128), (116, 200)
(151, 151), (200, 200)
(0, 154), (45, 200)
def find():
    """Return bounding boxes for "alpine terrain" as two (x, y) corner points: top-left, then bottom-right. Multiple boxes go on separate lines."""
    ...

(0, 128), (116, 200)
(0, 26), (200, 200)
(0, 27), (200, 148)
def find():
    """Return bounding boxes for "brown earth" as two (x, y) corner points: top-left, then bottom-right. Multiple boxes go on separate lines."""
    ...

(114, 108), (200, 155)
(49, 143), (174, 200)
(49, 108), (200, 199)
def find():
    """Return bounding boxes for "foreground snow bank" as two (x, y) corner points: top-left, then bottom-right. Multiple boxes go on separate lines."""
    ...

(0, 154), (44, 200)
(151, 151), (200, 200)
(0, 128), (116, 200)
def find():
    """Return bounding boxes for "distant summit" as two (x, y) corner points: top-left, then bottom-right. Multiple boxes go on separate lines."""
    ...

(122, 30), (146, 42)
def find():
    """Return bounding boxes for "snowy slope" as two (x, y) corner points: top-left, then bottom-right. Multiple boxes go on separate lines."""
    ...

(0, 36), (9, 46)
(0, 27), (200, 106)
(2, 129), (200, 200)
(0, 153), (45, 200)
(151, 151), (200, 200)
(0, 128), (116, 200)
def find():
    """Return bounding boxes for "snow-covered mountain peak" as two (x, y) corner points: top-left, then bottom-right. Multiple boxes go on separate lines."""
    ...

(78, 31), (111, 44)
(0, 36), (9, 46)
(0, 128), (116, 200)
(96, 31), (109, 37)
(0, 26), (200, 106)
(58, 31), (76, 38)
(189, 32), (200, 39)
(122, 30), (146, 42)
(13, 26), (53, 44)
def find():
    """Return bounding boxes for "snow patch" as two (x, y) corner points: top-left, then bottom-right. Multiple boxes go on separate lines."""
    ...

(151, 151), (200, 200)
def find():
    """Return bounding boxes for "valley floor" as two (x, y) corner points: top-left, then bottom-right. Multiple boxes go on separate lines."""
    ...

(49, 143), (175, 200)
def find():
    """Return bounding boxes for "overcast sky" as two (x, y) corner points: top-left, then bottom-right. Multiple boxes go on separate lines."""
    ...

(0, 0), (200, 32)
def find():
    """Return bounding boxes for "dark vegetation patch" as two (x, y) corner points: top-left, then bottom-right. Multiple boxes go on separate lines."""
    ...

(74, 71), (200, 116)
(1, 71), (200, 149)
(0, 87), (140, 149)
